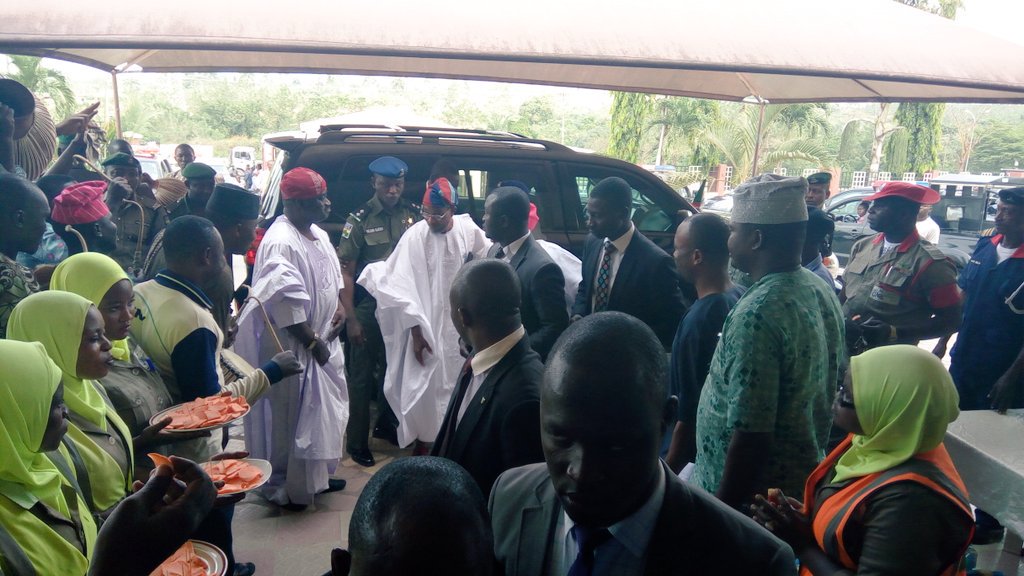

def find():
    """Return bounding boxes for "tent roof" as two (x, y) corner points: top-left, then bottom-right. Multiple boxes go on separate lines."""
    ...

(4, 0), (1024, 103)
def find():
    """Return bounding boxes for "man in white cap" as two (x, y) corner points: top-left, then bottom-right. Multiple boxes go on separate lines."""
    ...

(693, 174), (845, 510)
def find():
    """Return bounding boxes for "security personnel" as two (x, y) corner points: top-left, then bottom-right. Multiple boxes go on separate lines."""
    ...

(948, 187), (1024, 411)
(841, 182), (962, 352)
(337, 156), (420, 467)
(806, 171), (834, 258)
(167, 161), (217, 220)
(102, 152), (168, 278)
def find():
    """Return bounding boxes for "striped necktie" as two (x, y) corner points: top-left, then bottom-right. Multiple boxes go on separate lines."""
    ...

(593, 240), (616, 312)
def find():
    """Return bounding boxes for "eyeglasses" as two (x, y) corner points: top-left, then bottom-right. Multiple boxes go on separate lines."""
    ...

(837, 384), (855, 410)
(420, 208), (452, 221)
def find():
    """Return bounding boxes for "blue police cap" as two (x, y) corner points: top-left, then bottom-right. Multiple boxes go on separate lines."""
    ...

(999, 187), (1024, 206)
(369, 156), (407, 179)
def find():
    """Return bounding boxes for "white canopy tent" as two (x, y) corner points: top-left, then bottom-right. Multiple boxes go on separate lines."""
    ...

(4, 0), (1024, 170)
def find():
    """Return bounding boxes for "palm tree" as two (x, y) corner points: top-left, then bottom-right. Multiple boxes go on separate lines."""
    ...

(696, 103), (831, 180)
(3, 55), (77, 119)
(647, 97), (720, 169)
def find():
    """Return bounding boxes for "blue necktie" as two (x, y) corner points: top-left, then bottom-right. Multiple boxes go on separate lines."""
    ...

(567, 526), (612, 576)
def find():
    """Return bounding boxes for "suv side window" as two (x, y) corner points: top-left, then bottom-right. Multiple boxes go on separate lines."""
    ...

(829, 198), (863, 222)
(566, 166), (675, 234)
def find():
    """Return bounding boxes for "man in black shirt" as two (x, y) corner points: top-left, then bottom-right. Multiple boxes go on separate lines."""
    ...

(665, 213), (744, 473)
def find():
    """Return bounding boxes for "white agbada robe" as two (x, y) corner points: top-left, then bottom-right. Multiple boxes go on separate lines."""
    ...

(536, 238), (583, 316)
(236, 215), (348, 506)
(358, 214), (490, 447)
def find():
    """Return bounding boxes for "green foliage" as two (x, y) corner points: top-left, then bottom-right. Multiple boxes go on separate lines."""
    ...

(2, 55), (77, 119)
(646, 97), (722, 170)
(967, 120), (1024, 173)
(607, 92), (655, 163)
(886, 102), (943, 175)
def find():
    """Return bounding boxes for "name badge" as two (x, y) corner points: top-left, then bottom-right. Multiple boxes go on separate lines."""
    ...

(869, 284), (901, 306)
(365, 226), (385, 234)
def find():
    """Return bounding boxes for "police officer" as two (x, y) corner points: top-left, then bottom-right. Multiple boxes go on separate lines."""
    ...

(806, 171), (835, 259)
(841, 182), (962, 352)
(947, 187), (1024, 412)
(167, 161), (217, 220)
(102, 152), (168, 277)
(337, 156), (420, 467)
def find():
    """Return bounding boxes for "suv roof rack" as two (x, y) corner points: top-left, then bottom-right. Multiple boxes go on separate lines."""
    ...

(314, 124), (570, 152)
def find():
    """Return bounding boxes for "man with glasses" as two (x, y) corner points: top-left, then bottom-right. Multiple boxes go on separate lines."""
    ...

(337, 156), (419, 467)
(358, 176), (490, 455)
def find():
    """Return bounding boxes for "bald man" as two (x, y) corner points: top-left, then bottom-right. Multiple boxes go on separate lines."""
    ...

(431, 259), (544, 494)
(489, 312), (795, 575)
(0, 174), (48, 337)
(330, 457), (494, 576)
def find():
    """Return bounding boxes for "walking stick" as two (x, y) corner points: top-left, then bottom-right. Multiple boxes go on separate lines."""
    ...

(239, 284), (285, 354)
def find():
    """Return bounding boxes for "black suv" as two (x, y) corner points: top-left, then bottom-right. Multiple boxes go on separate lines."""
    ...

(257, 125), (694, 255)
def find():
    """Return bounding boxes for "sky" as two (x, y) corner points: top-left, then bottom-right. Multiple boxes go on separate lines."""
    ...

(957, 0), (1024, 44)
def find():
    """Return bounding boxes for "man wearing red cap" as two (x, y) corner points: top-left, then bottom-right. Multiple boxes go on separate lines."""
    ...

(358, 177), (490, 453)
(841, 182), (962, 351)
(236, 167), (349, 510)
(51, 180), (118, 256)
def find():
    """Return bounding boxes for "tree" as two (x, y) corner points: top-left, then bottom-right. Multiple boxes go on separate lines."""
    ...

(2, 55), (77, 119)
(647, 97), (720, 169)
(607, 92), (654, 163)
(696, 103), (831, 180)
(966, 120), (1024, 174)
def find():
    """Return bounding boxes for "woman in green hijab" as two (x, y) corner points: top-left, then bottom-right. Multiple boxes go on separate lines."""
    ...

(7, 291), (180, 516)
(50, 253), (173, 438)
(0, 339), (97, 575)
(752, 345), (975, 576)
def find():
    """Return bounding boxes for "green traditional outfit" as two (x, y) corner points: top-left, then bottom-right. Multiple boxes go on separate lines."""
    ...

(0, 340), (97, 576)
(8, 292), (136, 514)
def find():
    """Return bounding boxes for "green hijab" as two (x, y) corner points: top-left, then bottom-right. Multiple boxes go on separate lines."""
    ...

(8, 291), (136, 511)
(833, 345), (961, 483)
(0, 340), (97, 575)
(50, 252), (132, 363)
(8, 292), (110, 430)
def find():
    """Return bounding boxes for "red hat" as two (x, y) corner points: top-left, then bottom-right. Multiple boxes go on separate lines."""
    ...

(865, 182), (940, 205)
(281, 167), (327, 200)
(52, 181), (111, 225)
(423, 178), (458, 209)
(528, 202), (540, 231)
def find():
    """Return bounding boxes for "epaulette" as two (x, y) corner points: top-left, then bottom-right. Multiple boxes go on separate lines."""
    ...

(349, 209), (366, 223)
(409, 201), (421, 211)
(920, 242), (948, 261)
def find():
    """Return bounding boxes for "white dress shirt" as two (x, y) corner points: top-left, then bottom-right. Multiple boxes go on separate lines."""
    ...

(590, 224), (635, 311)
(457, 326), (526, 424)
(499, 233), (531, 262)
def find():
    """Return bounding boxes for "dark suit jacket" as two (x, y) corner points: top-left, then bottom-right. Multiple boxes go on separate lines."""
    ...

(490, 237), (569, 360)
(572, 230), (686, 348)
(489, 462), (796, 576)
(431, 337), (545, 495)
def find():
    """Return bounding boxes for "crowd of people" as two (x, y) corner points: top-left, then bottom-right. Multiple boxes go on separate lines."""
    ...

(2, 76), (1023, 576)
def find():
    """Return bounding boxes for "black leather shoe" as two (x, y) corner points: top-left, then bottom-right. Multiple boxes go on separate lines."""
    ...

(349, 448), (375, 467)
(372, 423), (399, 446)
(323, 478), (347, 493)
(233, 562), (256, 576)
(280, 502), (308, 512)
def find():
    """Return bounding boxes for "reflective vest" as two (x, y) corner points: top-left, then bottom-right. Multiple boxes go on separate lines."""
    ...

(799, 436), (974, 576)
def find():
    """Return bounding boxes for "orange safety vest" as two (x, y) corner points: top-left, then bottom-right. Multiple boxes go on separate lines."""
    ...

(799, 435), (974, 576)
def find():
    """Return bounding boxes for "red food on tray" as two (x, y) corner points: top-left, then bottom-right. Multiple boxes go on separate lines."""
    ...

(150, 541), (209, 576)
(162, 395), (249, 430)
(203, 459), (265, 495)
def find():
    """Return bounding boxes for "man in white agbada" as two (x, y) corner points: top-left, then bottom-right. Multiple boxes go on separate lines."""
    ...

(358, 177), (490, 452)
(236, 167), (349, 509)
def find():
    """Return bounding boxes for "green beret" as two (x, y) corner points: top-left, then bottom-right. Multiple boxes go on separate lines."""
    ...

(101, 152), (139, 169)
(807, 172), (832, 185)
(182, 162), (217, 180)
(207, 183), (260, 220)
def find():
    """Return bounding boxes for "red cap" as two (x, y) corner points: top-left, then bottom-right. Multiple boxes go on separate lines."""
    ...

(52, 181), (111, 225)
(865, 182), (940, 205)
(281, 167), (327, 200)
(423, 178), (458, 209)
(528, 202), (540, 231)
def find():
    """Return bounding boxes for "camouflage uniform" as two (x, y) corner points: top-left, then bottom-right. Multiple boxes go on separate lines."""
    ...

(337, 195), (420, 451)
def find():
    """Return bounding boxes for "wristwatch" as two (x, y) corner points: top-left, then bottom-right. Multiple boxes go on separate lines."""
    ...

(306, 335), (320, 350)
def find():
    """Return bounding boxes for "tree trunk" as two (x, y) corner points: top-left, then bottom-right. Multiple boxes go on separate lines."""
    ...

(870, 103), (889, 174)
(655, 123), (667, 166)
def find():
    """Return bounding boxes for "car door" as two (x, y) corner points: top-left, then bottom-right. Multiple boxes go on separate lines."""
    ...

(828, 197), (875, 266)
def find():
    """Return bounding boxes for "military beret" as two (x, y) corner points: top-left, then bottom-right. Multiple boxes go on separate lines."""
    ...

(207, 182), (260, 220)
(181, 162), (217, 180)
(101, 152), (139, 169)
(369, 156), (407, 178)
(998, 187), (1024, 206)
(866, 182), (939, 205)
(807, 172), (832, 185)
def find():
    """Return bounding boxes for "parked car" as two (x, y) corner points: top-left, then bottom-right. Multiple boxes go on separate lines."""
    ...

(825, 188), (974, 270)
(136, 154), (171, 180)
(257, 125), (696, 256)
